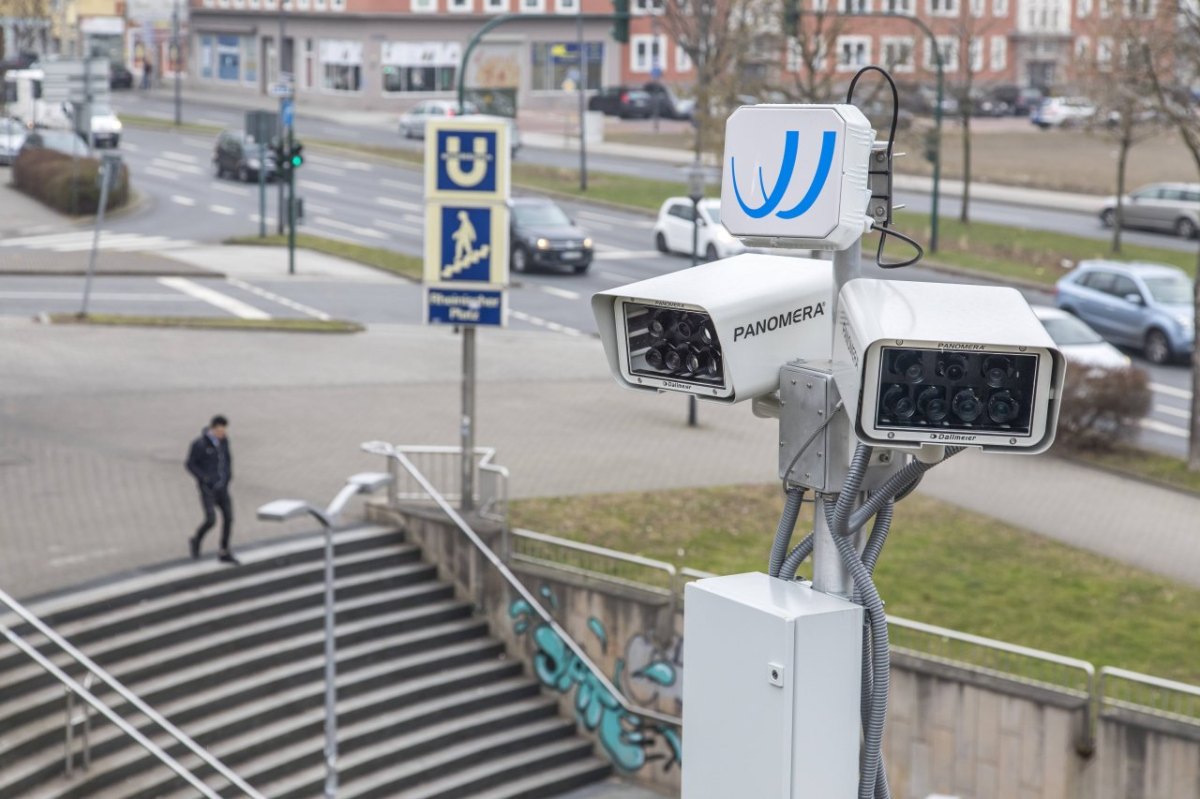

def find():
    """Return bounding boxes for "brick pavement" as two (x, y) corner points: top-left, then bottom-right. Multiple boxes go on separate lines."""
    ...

(2, 315), (1199, 601)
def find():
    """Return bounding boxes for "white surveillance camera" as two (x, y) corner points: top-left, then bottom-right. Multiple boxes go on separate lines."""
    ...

(592, 254), (834, 403)
(832, 279), (1066, 453)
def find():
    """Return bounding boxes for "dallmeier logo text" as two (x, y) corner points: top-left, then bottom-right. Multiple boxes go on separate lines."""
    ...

(930, 433), (978, 442)
(662, 380), (692, 390)
(734, 302), (826, 342)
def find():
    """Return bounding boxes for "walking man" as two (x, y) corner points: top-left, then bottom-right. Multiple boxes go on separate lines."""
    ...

(186, 415), (239, 565)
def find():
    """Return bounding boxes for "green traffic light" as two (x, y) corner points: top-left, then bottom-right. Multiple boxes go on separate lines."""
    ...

(291, 155), (302, 167)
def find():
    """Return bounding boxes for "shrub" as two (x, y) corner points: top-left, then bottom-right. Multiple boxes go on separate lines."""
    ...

(1054, 363), (1152, 452)
(11, 147), (130, 215)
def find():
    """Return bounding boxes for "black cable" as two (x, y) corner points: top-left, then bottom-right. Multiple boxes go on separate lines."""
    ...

(845, 65), (924, 270)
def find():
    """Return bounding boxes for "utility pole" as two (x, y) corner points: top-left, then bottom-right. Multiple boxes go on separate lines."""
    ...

(576, 7), (588, 191)
(277, 1), (287, 236)
(172, 0), (182, 126)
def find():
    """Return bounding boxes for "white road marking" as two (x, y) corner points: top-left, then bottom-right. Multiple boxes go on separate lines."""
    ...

(171, 195), (196, 207)
(305, 202), (334, 215)
(144, 166), (180, 180)
(161, 151), (199, 164)
(380, 177), (420, 194)
(314, 216), (388, 240)
(307, 163), (347, 177)
(209, 204), (236, 216)
(373, 219), (420, 235)
(197, 117), (225, 126)
(211, 183), (250, 197)
(122, 142), (140, 152)
(376, 196), (421, 212)
(46, 234), (162, 253)
(402, 213), (424, 225)
(1150, 382), (1192, 400)
(225, 277), (332, 321)
(594, 250), (662, 261)
(1154, 404), (1191, 420)
(1139, 418), (1188, 438)
(0, 232), (195, 251)
(0, 291), (193, 302)
(509, 309), (585, 337)
(539, 286), (580, 301)
(158, 277), (271, 319)
(150, 158), (203, 175)
(182, 138), (210, 149)
(299, 179), (341, 195)
(597, 269), (640, 281)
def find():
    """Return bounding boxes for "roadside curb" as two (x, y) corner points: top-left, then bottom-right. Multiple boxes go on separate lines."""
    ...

(1054, 451), (1200, 501)
(0, 268), (224, 278)
(40, 312), (364, 333)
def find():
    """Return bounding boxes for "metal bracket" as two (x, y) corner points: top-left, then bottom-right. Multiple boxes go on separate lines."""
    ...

(868, 140), (894, 229)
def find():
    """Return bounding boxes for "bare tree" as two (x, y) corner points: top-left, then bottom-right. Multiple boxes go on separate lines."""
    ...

(1144, 5), (1200, 470)
(946, 0), (999, 224)
(781, 1), (844, 103)
(6, 0), (50, 55)
(1080, 8), (1163, 253)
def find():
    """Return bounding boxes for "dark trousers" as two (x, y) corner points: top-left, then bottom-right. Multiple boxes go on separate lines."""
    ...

(195, 485), (233, 552)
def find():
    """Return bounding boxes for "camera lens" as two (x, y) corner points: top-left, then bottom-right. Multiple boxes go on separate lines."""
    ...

(688, 347), (719, 377)
(674, 316), (694, 340)
(645, 346), (667, 371)
(952, 388), (983, 422)
(664, 346), (684, 372)
(882, 385), (915, 419)
(648, 311), (671, 342)
(939, 354), (968, 382)
(983, 355), (1013, 388)
(693, 321), (716, 346)
(893, 351), (925, 384)
(988, 390), (1020, 424)
(916, 386), (949, 422)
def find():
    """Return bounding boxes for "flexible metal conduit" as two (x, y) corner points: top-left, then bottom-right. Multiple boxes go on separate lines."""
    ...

(363, 441), (682, 729)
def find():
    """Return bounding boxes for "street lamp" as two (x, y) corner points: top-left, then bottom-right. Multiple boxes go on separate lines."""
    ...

(256, 471), (393, 799)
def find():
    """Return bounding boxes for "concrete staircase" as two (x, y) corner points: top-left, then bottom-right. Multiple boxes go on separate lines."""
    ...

(0, 525), (611, 798)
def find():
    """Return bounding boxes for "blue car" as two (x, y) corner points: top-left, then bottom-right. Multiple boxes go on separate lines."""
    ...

(1055, 261), (1195, 365)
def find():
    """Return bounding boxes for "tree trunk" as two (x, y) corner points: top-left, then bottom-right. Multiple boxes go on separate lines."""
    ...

(960, 110), (972, 224)
(1112, 135), (1129, 254)
(1191, 241), (1200, 470)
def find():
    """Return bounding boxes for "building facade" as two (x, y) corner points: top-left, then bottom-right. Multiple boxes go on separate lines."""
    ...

(187, 0), (625, 109)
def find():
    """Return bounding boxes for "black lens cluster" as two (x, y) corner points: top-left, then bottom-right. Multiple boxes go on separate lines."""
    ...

(875, 346), (1037, 435)
(625, 303), (724, 387)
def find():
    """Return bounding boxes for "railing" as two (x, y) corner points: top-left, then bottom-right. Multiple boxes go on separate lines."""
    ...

(363, 440), (682, 731)
(64, 674), (95, 777)
(0, 589), (265, 799)
(1099, 666), (1200, 726)
(384, 445), (508, 524)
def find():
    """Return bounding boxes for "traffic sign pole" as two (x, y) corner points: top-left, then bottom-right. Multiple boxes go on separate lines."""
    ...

(259, 140), (267, 237)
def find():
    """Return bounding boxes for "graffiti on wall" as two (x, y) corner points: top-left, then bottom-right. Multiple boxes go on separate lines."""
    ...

(509, 586), (683, 774)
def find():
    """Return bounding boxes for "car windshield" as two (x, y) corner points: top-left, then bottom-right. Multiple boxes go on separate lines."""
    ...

(701, 204), (721, 224)
(1041, 316), (1104, 346)
(38, 131), (86, 154)
(91, 105), (113, 116)
(1143, 275), (1193, 304)
(513, 203), (571, 227)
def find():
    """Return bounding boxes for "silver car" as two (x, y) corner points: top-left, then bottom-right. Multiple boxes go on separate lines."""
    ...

(397, 100), (479, 139)
(1100, 182), (1200, 239)
(0, 117), (27, 164)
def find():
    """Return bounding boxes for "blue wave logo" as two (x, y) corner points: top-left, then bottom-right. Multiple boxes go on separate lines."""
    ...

(730, 130), (837, 219)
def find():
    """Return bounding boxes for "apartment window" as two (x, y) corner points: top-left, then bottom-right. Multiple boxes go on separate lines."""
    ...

(320, 39), (362, 91)
(971, 0), (985, 15)
(676, 44), (693, 72)
(1076, 0), (1091, 14)
(531, 41), (603, 89)
(841, 0), (869, 12)
(1099, 0), (1112, 16)
(411, 0), (436, 11)
(556, 0), (578, 11)
(836, 35), (871, 71)
(1097, 35), (1113, 68)
(520, 0), (546, 10)
(1124, 0), (1152, 15)
(787, 36), (828, 71)
(929, 0), (958, 14)
(885, 0), (911, 9)
(1074, 35), (1089, 60)
(926, 36), (957, 70)
(881, 36), (914, 72)
(630, 34), (665, 72)
(993, 0), (1007, 13)
(990, 35), (1006, 70)
(633, 0), (664, 13)
(969, 36), (984, 71)
(312, 0), (324, 9)
(381, 41), (459, 92)
(813, 0), (828, 9)
(449, 0), (473, 11)
(486, 0), (508, 9)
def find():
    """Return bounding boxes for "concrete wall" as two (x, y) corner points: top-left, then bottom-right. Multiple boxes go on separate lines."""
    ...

(370, 504), (1200, 799)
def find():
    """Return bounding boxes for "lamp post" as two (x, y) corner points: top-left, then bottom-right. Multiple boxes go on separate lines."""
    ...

(256, 471), (394, 799)
(686, 163), (705, 428)
(172, 0), (181, 126)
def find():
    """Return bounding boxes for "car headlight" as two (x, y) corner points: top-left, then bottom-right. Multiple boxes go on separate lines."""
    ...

(113, 120), (123, 131)
(248, 158), (261, 168)
(583, 238), (593, 249)
(536, 238), (551, 250)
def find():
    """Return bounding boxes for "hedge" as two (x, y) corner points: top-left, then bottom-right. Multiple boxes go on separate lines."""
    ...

(11, 147), (131, 215)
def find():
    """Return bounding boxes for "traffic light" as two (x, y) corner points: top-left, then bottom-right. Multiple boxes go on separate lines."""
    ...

(783, 0), (799, 34)
(270, 139), (287, 173)
(612, 0), (630, 44)
(289, 142), (304, 169)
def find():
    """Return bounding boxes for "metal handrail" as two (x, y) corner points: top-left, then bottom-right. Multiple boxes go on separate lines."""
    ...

(363, 440), (682, 729)
(64, 673), (95, 777)
(384, 445), (509, 522)
(1099, 666), (1200, 723)
(0, 589), (265, 798)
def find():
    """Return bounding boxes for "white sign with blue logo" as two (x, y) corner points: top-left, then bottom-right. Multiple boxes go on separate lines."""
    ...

(423, 203), (509, 287)
(720, 104), (875, 251)
(424, 285), (507, 327)
(425, 117), (511, 202)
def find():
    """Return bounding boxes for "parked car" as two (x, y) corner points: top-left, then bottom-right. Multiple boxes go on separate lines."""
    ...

(984, 84), (1043, 116)
(1055, 260), (1195, 364)
(642, 82), (694, 120)
(1032, 306), (1132, 369)
(109, 63), (134, 89)
(1031, 97), (1096, 129)
(653, 197), (746, 261)
(19, 128), (89, 157)
(1099, 183), (1200, 239)
(508, 197), (593, 274)
(212, 129), (278, 182)
(588, 86), (650, 118)
(0, 116), (27, 164)
(62, 102), (122, 148)
(397, 100), (479, 139)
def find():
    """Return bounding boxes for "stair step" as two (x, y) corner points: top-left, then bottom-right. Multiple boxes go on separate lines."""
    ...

(467, 759), (615, 799)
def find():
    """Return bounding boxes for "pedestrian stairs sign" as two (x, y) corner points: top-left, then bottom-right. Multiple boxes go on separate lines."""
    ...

(421, 117), (510, 327)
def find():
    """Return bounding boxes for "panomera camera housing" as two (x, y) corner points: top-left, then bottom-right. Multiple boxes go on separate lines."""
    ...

(592, 254), (834, 403)
(833, 279), (1066, 453)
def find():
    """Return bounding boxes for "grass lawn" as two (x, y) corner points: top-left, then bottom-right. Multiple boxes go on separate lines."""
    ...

(120, 114), (223, 137)
(1073, 445), (1200, 495)
(48, 313), (362, 332)
(511, 485), (1200, 684)
(226, 234), (423, 281)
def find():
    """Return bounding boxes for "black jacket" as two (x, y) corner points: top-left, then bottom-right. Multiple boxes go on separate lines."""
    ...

(186, 429), (232, 490)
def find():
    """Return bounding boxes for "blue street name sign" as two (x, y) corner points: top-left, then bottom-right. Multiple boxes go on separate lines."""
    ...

(424, 286), (506, 327)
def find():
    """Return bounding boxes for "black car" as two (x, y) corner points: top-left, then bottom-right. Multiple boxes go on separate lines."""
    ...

(587, 86), (653, 119)
(509, 198), (593, 274)
(213, 129), (278, 182)
(642, 82), (693, 120)
(110, 64), (134, 89)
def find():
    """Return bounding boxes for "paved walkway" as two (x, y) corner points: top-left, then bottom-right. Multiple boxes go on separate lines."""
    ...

(0, 171), (77, 237)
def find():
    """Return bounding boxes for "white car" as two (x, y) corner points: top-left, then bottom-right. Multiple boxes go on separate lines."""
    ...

(61, 102), (123, 148)
(0, 117), (27, 164)
(398, 100), (478, 138)
(1033, 306), (1132, 369)
(653, 197), (746, 261)
(1031, 97), (1096, 129)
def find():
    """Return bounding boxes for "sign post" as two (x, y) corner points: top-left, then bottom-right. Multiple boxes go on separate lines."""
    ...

(81, 153), (123, 316)
(245, 110), (279, 238)
(422, 118), (511, 512)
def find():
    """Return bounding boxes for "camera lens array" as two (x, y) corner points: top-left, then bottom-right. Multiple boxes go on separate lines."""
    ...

(626, 304), (724, 387)
(875, 346), (1037, 435)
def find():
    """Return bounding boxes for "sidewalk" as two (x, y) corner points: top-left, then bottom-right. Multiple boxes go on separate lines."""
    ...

(0, 171), (78, 237)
